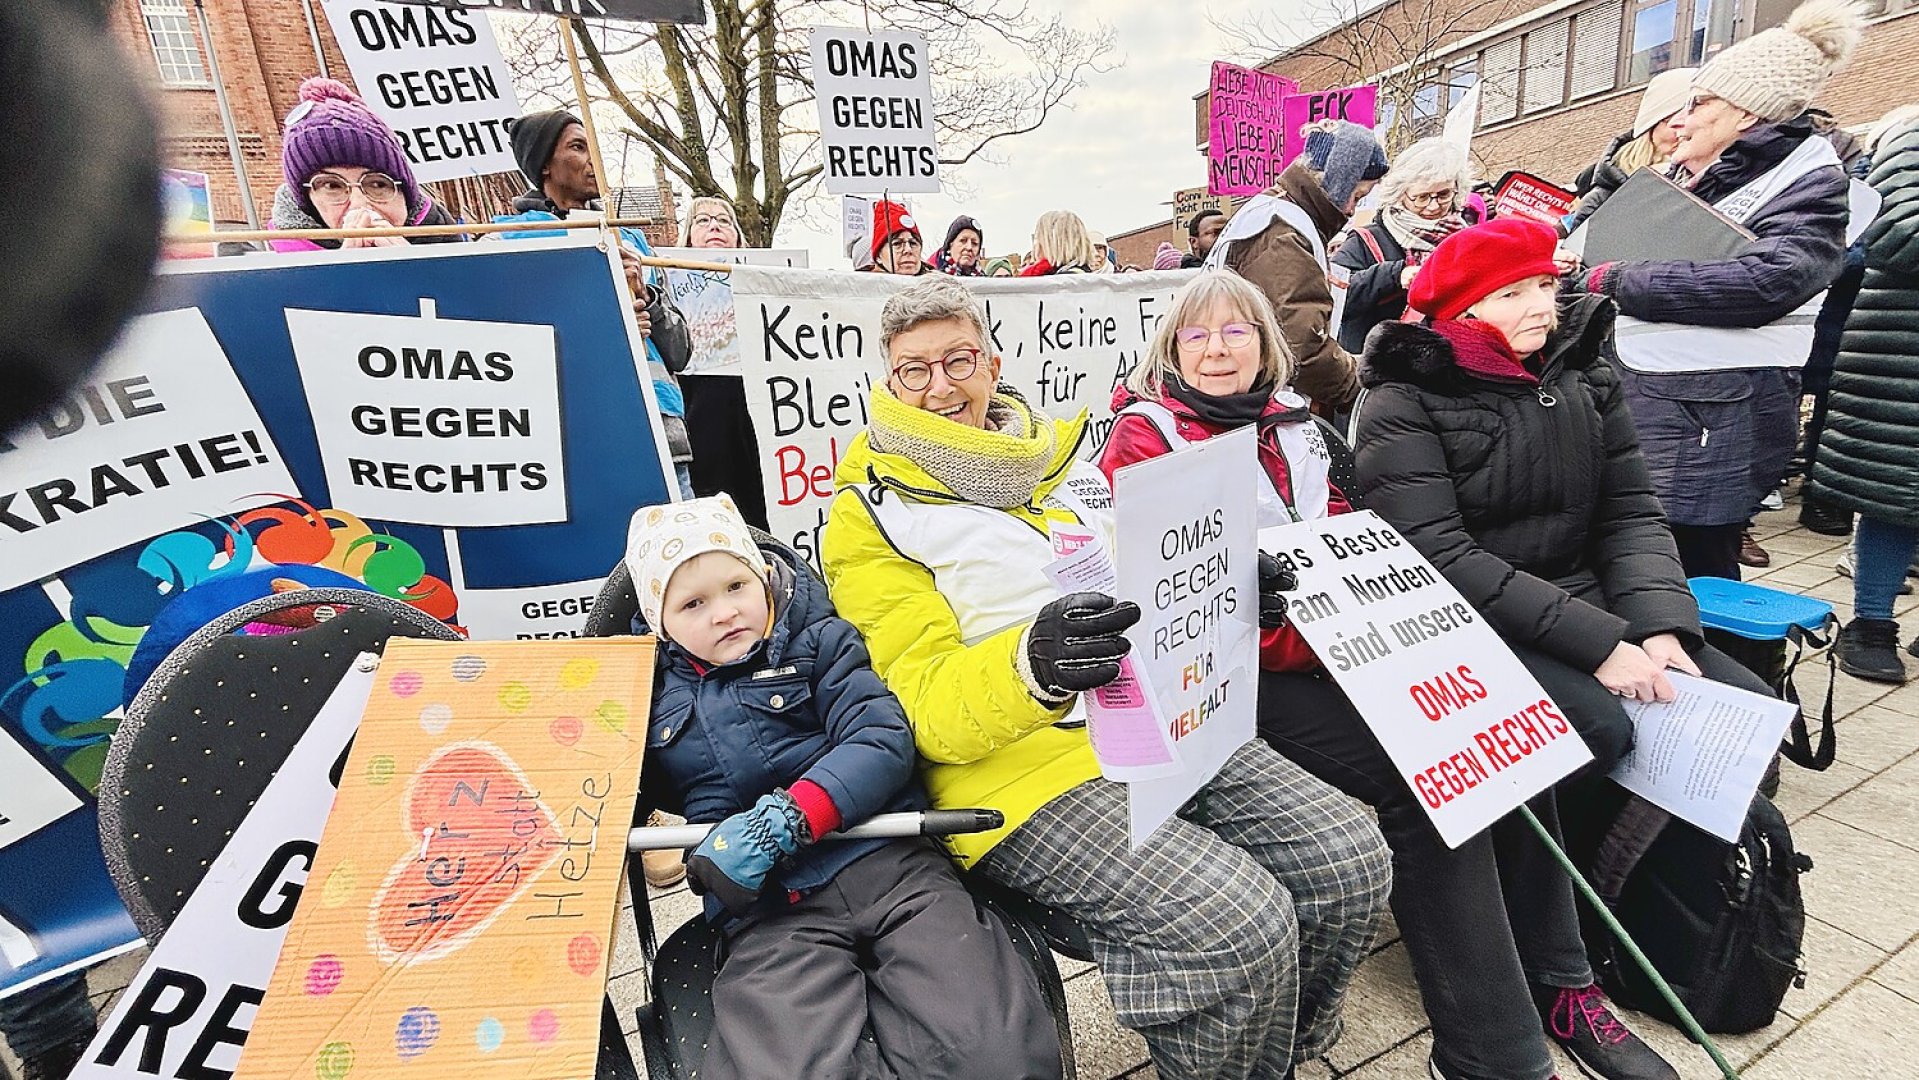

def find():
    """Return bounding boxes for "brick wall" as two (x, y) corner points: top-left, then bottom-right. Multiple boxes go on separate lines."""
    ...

(1109, 220), (1181, 270)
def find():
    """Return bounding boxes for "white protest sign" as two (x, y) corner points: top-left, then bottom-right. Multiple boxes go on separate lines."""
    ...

(321, 0), (523, 183)
(727, 265), (1188, 569)
(1114, 427), (1261, 843)
(0, 309), (298, 592)
(1612, 672), (1798, 842)
(285, 302), (565, 527)
(842, 196), (875, 269)
(652, 248), (810, 375)
(75, 658), (374, 1080)
(0, 727), (81, 852)
(1261, 511), (1592, 847)
(810, 28), (940, 194)
(452, 576), (608, 640)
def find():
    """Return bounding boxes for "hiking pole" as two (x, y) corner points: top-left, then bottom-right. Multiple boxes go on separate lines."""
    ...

(1520, 806), (1741, 1080)
(628, 808), (1004, 851)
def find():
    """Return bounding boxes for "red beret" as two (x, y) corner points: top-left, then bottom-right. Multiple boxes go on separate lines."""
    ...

(1408, 218), (1563, 322)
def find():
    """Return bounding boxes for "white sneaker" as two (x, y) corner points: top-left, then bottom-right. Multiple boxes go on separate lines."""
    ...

(1835, 551), (1918, 594)
(1761, 490), (1785, 511)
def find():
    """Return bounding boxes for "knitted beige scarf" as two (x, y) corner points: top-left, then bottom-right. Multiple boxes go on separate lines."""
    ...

(866, 384), (1059, 509)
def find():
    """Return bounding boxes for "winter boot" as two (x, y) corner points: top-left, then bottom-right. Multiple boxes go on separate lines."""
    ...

(1797, 496), (1854, 536)
(1838, 619), (1910, 684)
(1534, 984), (1679, 1080)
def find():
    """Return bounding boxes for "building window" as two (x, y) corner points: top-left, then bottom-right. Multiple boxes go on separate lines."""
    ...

(1521, 20), (1571, 113)
(1691, 0), (1738, 62)
(1629, 0), (1679, 82)
(1446, 60), (1479, 109)
(141, 0), (209, 86)
(1570, 0), (1623, 98)
(1481, 37), (1522, 125)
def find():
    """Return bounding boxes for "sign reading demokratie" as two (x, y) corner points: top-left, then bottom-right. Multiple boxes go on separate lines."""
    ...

(811, 27), (940, 194)
(383, 0), (708, 23)
(321, 0), (523, 183)
(1260, 511), (1593, 847)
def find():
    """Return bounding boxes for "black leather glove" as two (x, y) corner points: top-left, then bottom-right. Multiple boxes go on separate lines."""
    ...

(1026, 592), (1141, 697)
(1258, 552), (1296, 630)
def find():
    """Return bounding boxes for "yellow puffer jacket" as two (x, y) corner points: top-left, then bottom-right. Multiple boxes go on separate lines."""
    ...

(821, 409), (1109, 866)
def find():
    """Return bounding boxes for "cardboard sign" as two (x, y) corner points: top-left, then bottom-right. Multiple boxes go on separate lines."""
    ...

(321, 1), (523, 184)
(1114, 427), (1261, 843)
(74, 659), (375, 1080)
(1260, 511), (1591, 847)
(1281, 84), (1379, 167)
(726, 265), (1186, 570)
(0, 308), (298, 592)
(811, 28), (940, 194)
(237, 638), (654, 1080)
(1492, 171), (1578, 227)
(1207, 62), (1298, 197)
(384, 0), (706, 22)
(651, 248), (811, 375)
(1173, 186), (1233, 234)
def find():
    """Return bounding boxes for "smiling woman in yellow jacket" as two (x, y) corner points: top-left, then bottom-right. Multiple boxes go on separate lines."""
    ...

(821, 275), (1389, 1080)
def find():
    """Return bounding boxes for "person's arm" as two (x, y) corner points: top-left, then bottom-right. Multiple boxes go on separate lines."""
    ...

(1094, 412), (1174, 483)
(644, 285), (693, 373)
(1355, 384), (1627, 672)
(783, 617), (922, 837)
(1331, 231), (1409, 324)
(1586, 169), (1850, 327)
(822, 490), (1071, 765)
(1227, 222), (1362, 408)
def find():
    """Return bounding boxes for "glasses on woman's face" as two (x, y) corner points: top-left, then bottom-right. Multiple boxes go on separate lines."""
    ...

(1685, 94), (1722, 115)
(889, 234), (923, 253)
(692, 213), (734, 229)
(1404, 190), (1455, 209)
(1174, 323), (1257, 353)
(305, 173), (401, 204)
(891, 348), (980, 392)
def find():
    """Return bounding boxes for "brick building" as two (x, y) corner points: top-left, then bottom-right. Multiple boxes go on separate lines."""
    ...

(1114, 0), (1919, 262)
(107, 0), (673, 239)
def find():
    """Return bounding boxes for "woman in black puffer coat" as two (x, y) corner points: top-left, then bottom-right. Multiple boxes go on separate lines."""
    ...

(1809, 113), (1919, 682)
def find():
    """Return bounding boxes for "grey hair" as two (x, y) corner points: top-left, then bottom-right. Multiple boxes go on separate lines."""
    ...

(880, 275), (992, 358)
(1377, 137), (1475, 212)
(1127, 271), (1293, 399)
(679, 195), (742, 246)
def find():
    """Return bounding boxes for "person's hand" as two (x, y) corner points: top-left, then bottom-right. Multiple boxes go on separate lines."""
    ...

(1400, 264), (1419, 289)
(1552, 246), (1581, 276)
(1432, 214), (1467, 237)
(1595, 641), (1677, 703)
(1640, 633), (1702, 678)
(684, 791), (809, 914)
(1025, 592), (1141, 698)
(635, 305), (652, 338)
(1258, 552), (1296, 630)
(339, 206), (404, 248)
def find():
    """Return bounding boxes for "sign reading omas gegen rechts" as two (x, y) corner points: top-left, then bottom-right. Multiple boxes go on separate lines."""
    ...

(811, 28), (940, 194)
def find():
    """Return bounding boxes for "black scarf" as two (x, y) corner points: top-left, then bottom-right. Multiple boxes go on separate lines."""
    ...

(1165, 377), (1274, 429)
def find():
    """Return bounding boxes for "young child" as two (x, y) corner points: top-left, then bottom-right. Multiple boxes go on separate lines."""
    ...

(625, 496), (1062, 1080)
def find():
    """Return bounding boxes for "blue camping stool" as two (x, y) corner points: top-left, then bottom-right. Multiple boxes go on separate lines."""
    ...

(1689, 578), (1838, 774)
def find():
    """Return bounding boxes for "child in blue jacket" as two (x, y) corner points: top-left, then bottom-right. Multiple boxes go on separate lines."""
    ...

(625, 495), (1060, 1080)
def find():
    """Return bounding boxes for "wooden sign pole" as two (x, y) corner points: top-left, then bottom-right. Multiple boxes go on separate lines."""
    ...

(562, 18), (618, 215)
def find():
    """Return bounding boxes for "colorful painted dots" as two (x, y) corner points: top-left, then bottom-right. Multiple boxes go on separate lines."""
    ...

(451, 654), (487, 682)
(528, 1008), (559, 1043)
(418, 703), (453, 735)
(388, 671), (423, 698)
(365, 756), (396, 786)
(304, 955), (343, 996)
(395, 1006), (439, 1059)
(498, 682), (533, 713)
(474, 1017), (505, 1053)
(593, 700), (628, 734)
(559, 657), (600, 689)
(566, 934), (600, 976)
(315, 1041), (353, 1080)
(549, 716), (583, 747)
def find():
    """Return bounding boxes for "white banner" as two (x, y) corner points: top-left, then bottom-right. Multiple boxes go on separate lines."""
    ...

(75, 659), (375, 1080)
(0, 727), (80, 852)
(810, 28), (940, 194)
(1260, 511), (1592, 847)
(285, 302), (566, 527)
(653, 248), (809, 375)
(0, 309), (297, 592)
(1114, 427), (1262, 843)
(728, 265), (1189, 568)
(321, 0), (523, 183)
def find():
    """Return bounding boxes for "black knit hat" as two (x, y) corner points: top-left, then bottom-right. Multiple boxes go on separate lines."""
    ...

(511, 110), (581, 189)
(941, 215), (983, 256)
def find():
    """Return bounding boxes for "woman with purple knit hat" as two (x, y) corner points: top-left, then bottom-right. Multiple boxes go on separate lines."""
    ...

(269, 77), (459, 251)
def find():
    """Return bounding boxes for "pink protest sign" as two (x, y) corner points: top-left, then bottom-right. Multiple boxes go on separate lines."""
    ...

(1207, 61), (1298, 197)
(1281, 84), (1380, 167)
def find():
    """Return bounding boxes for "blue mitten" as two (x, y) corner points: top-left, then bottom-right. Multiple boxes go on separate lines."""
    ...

(684, 791), (809, 914)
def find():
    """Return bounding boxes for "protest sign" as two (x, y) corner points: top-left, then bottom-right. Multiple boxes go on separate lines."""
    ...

(321, 0), (523, 183)
(1113, 427), (1261, 843)
(727, 265), (1187, 569)
(74, 659), (374, 1079)
(0, 727), (80, 852)
(842, 196), (875, 269)
(1207, 62), (1297, 197)
(1173, 186), (1233, 234)
(1281, 84), (1380, 167)
(653, 248), (809, 375)
(238, 638), (653, 1080)
(0, 308), (298, 593)
(1492, 171), (1578, 228)
(284, 303), (567, 526)
(1442, 83), (1481, 154)
(385, 0), (706, 21)
(1260, 511), (1591, 846)
(811, 28), (940, 194)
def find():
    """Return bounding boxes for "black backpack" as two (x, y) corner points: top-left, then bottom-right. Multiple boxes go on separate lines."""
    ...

(1575, 789), (1812, 1035)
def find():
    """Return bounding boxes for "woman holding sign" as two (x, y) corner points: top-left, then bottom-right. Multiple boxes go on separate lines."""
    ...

(822, 276), (1390, 1080)
(1099, 271), (1680, 1080)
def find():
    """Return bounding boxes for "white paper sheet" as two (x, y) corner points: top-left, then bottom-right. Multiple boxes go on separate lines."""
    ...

(1610, 671), (1798, 842)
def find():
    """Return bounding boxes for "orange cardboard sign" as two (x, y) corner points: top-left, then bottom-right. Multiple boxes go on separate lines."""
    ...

(237, 638), (654, 1080)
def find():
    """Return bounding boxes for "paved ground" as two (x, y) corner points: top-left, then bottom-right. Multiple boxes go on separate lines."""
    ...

(15, 492), (1919, 1079)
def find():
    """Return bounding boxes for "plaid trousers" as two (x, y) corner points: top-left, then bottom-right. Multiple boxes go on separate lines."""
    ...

(977, 739), (1390, 1079)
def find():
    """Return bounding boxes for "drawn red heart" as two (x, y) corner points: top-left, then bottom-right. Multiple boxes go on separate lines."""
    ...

(369, 742), (563, 963)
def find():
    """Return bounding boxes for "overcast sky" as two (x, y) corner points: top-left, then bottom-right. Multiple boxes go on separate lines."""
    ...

(759, 1), (1312, 266)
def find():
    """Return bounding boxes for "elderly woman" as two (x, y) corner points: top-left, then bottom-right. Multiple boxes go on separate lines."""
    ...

(822, 276), (1389, 1080)
(671, 194), (771, 531)
(932, 215), (985, 275)
(1565, 67), (1696, 235)
(1330, 136), (1473, 352)
(1101, 271), (1681, 1080)
(1580, 0), (1863, 579)
(1018, 210), (1101, 276)
(682, 194), (743, 248)
(269, 78), (458, 251)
